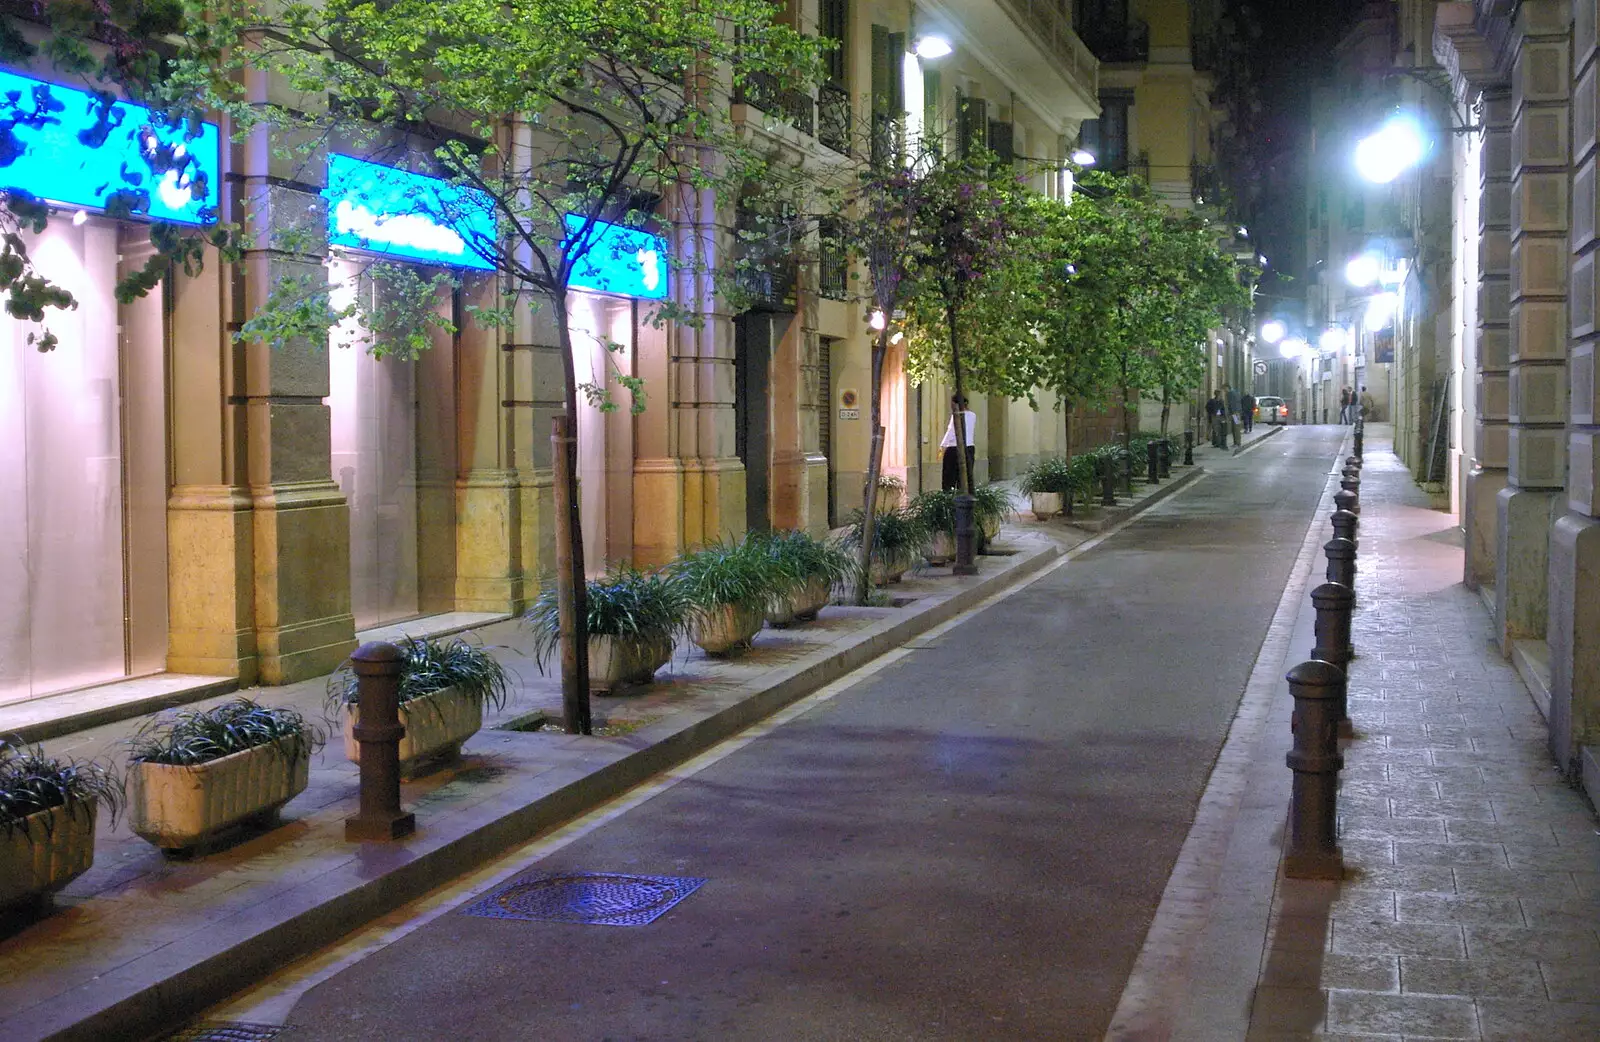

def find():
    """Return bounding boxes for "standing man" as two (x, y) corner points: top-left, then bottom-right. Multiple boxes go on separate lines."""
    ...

(1206, 389), (1227, 448)
(1241, 389), (1256, 433)
(941, 395), (978, 491)
(1225, 383), (1242, 450)
(1359, 385), (1375, 422)
(1338, 386), (1353, 424)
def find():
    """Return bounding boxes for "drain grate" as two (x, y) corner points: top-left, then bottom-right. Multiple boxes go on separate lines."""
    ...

(462, 871), (706, 927)
(163, 1024), (283, 1042)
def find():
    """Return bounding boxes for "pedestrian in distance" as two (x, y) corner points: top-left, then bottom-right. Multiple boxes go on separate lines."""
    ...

(1225, 383), (1242, 450)
(1359, 385), (1375, 422)
(1339, 386), (1353, 425)
(941, 395), (978, 491)
(1241, 390), (1256, 433)
(1206, 389), (1227, 449)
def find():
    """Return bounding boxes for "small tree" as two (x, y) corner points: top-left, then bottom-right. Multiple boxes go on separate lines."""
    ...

(202, 0), (824, 732)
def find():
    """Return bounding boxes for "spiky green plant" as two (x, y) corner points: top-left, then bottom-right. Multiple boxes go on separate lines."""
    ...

(127, 698), (324, 768)
(843, 507), (926, 570)
(524, 567), (689, 671)
(969, 483), (1013, 532)
(670, 538), (784, 615)
(1018, 456), (1079, 497)
(0, 741), (122, 836)
(327, 636), (513, 712)
(754, 529), (861, 593)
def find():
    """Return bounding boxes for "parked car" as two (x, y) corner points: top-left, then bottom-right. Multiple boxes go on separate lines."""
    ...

(1254, 396), (1290, 425)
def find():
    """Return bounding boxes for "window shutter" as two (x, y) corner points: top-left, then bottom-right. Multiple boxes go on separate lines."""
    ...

(887, 32), (906, 115)
(988, 120), (1014, 165)
(922, 67), (942, 150)
(870, 25), (890, 113)
(959, 97), (988, 157)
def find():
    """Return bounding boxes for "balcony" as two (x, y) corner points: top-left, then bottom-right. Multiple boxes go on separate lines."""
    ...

(734, 71), (814, 137)
(817, 83), (851, 156)
(997, 0), (1100, 88)
(1077, 18), (1150, 65)
(818, 219), (848, 301)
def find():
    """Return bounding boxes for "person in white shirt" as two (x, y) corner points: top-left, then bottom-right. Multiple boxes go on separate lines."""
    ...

(940, 395), (978, 491)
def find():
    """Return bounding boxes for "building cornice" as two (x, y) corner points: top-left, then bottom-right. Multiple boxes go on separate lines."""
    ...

(1432, 1), (1515, 105)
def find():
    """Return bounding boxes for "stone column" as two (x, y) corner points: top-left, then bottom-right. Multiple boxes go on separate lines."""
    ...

(235, 112), (356, 684)
(454, 273), (527, 612)
(1552, 0), (1600, 782)
(1496, 0), (1571, 653)
(1470, 87), (1515, 589)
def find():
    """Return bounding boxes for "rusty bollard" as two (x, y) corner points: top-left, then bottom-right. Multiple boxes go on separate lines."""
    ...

(1334, 487), (1359, 516)
(1147, 440), (1161, 485)
(1159, 438), (1172, 478)
(1285, 660), (1346, 879)
(1184, 429), (1195, 466)
(1311, 582), (1356, 737)
(345, 641), (417, 842)
(1100, 454), (1117, 506)
(1325, 535), (1357, 596)
(1331, 508), (1359, 548)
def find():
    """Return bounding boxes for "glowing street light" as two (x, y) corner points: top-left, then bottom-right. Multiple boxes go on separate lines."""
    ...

(868, 310), (886, 331)
(1345, 253), (1381, 288)
(1320, 327), (1348, 352)
(1365, 291), (1399, 332)
(913, 35), (953, 59)
(1280, 337), (1309, 358)
(1071, 149), (1096, 166)
(1355, 115), (1427, 184)
(1260, 319), (1286, 345)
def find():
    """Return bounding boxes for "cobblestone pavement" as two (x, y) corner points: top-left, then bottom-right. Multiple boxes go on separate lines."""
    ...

(1116, 426), (1600, 1041)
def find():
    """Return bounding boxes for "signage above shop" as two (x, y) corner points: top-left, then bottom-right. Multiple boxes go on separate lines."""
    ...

(0, 68), (220, 224)
(324, 154), (495, 270)
(565, 214), (669, 300)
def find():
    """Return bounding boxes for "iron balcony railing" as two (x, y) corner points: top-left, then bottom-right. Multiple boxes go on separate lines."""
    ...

(818, 83), (851, 155)
(1077, 17), (1150, 65)
(1000, 0), (1099, 93)
(734, 71), (814, 137)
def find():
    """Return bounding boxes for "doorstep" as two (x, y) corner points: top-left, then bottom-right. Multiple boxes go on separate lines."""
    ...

(356, 611), (513, 645)
(0, 535), (1062, 1042)
(0, 673), (240, 746)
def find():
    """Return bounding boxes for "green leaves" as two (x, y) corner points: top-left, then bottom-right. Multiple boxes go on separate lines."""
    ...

(127, 698), (324, 767)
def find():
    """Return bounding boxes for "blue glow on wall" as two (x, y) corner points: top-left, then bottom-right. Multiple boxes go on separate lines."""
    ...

(565, 214), (669, 300)
(0, 68), (220, 225)
(324, 154), (496, 270)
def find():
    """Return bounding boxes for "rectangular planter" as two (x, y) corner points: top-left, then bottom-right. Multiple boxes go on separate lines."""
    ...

(129, 739), (310, 851)
(690, 604), (765, 656)
(0, 800), (97, 909)
(590, 634), (673, 692)
(343, 685), (482, 769)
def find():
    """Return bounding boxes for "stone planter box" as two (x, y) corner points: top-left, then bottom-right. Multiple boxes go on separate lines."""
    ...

(923, 531), (956, 566)
(344, 685), (482, 771)
(768, 578), (830, 627)
(590, 633), (673, 691)
(870, 554), (910, 585)
(690, 604), (765, 656)
(1031, 492), (1063, 520)
(0, 800), (97, 909)
(129, 739), (309, 852)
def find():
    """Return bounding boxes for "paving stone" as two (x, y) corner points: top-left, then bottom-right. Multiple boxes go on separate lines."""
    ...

(1477, 997), (1600, 1041)
(1393, 841), (1509, 868)
(1329, 919), (1468, 959)
(1538, 958), (1600, 1003)
(1325, 989), (1479, 1037)
(1400, 955), (1548, 998)
(1464, 924), (1600, 961)
(1450, 867), (1581, 900)
(1394, 892), (1525, 926)
(1248, 986), (1329, 1034)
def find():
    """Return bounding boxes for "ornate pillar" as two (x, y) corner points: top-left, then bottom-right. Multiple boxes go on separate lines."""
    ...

(1496, 0), (1571, 653)
(1552, 0), (1600, 780)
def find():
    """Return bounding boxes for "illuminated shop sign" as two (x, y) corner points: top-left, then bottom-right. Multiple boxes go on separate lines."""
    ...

(0, 68), (220, 225)
(565, 214), (669, 300)
(324, 154), (495, 270)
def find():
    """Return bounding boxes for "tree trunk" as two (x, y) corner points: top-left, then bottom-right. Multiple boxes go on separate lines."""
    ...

(552, 297), (592, 736)
(1160, 388), (1171, 437)
(856, 328), (891, 604)
(947, 300), (972, 495)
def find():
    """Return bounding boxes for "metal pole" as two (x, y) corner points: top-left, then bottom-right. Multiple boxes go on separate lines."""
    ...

(1158, 438), (1171, 478)
(1310, 582), (1356, 736)
(953, 493), (978, 576)
(345, 641), (416, 842)
(1183, 429), (1194, 466)
(1120, 434), (1133, 498)
(1100, 454), (1117, 506)
(1334, 487), (1359, 517)
(1146, 440), (1160, 485)
(1325, 535), (1357, 594)
(1284, 659), (1346, 879)
(1330, 508), (1359, 548)
(1340, 474), (1361, 513)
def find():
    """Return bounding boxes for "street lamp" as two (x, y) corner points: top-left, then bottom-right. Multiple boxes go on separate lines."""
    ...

(1281, 337), (1309, 359)
(1364, 291), (1399, 332)
(1354, 115), (1427, 184)
(1320, 327), (1348, 352)
(1345, 253), (1381, 288)
(913, 35), (953, 59)
(1071, 149), (1096, 166)
(1260, 319), (1286, 345)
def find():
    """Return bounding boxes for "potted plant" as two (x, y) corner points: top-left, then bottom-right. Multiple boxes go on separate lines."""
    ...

(758, 529), (859, 626)
(844, 507), (926, 584)
(970, 483), (1013, 546)
(671, 539), (779, 655)
(875, 473), (907, 514)
(1, 741), (120, 911)
(525, 567), (688, 691)
(126, 699), (322, 853)
(1019, 457), (1077, 519)
(331, 636), (512, 772)
(909, 489), (959, 564)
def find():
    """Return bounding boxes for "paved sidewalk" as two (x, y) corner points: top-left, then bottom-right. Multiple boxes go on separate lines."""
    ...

(1111, 425), (1600, 1040)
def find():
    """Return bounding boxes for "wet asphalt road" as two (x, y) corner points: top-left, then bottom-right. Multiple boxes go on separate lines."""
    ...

(280, 426), (1346, 1042)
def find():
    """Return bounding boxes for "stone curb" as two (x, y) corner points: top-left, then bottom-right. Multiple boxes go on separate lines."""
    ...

(1061, 464), (1207, 533)
(25, 543), (1061, 1042)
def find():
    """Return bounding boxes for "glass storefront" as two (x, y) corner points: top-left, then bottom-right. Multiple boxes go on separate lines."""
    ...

(0, 216), (168, 705)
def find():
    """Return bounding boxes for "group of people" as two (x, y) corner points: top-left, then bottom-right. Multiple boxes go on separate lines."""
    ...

(1204, 385), (1251, 450)
(1338, 386), (1373, 425)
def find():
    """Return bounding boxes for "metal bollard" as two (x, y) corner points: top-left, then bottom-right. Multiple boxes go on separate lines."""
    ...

(1100, 454), (1117, 506)
(1147, 441), (1160, 485)
(1340, 474), (1361, 513)
(953, 493), (978, 576)
(1284, 660), (1346, 879)
(1310, 583), (1356, 739)
(1183, 430), (1195, 466)
(1325, 535), (1357, 594)
(1353, 426), (1364, 458)
(1158, 438), (1172, 479)
(1330, 508), (1359, 548)
(345, 641), (417, 841)
(1120, 437), (1134, 498)
(1345, 454), (1362, 471)
(1334, 487), (1359, 516)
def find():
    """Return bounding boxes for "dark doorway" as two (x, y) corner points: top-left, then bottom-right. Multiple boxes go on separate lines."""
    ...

(819, 336), (837, 527)
(735, 312), (791, 534)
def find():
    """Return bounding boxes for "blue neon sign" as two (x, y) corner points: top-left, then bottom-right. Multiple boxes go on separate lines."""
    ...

(324, 154), (495, 270)
(0, 69), (219, 224)
(565, 214), (669, 300)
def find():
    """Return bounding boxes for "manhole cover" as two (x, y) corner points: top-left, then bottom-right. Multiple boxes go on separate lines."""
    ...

(462, 872), (706, 927)
(163, 1024), (283, 1042)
